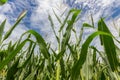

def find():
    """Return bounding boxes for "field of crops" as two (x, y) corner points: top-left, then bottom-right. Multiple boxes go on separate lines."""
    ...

(0, 1), (120, 80)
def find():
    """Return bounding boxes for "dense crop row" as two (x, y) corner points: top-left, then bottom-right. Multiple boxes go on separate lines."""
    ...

(0, 8), (120, 80)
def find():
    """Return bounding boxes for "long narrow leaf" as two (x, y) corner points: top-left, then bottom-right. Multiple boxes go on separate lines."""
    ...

(3, 10), (27, 40)
(83, 23), (94, 28)
(59, 9), (80, 32)
(0, 19), (6, 43)
(27, 30), (50, 59)
(48, 14), (60, 43)
(53, 9), (62, 24)
(71, 31), (113, 79)
(57, 9), (81, 60)
(6, 58), (20, 80)
(0, 39), (31, 70)
(98, 18), (119, 71)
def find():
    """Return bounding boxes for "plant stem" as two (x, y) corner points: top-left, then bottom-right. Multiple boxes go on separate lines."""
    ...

(56, 60), (60, 80)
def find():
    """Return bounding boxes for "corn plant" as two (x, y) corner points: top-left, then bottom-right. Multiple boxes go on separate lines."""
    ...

(0, 8), (120, 80)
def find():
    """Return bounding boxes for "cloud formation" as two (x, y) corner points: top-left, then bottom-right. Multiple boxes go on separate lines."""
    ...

(0, 0), (120, 49)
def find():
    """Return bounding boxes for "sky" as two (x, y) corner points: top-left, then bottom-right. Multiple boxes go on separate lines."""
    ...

(0, 0), (120, 49)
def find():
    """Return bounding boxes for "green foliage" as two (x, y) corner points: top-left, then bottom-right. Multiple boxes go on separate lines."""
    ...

(0, 0), (7, 5)
(0, 20), (6, 44)
(0, 8), (120, 80)
(3, 10), (27, 41)
(98, 18), (119, 71)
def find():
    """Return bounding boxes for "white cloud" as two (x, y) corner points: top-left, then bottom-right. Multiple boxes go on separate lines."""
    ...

(30, 0), (120, 49)
(1, 0), (120, 50)
(0, 3), (12, 22)
(0, 2), (29, 43)
(30, 0), (70, 49)
(0, 3), (13, 13)
(101, 0), (114, 7)
(30, 0), (69, 29)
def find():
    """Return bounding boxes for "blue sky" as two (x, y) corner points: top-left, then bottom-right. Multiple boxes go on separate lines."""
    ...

(0, 0), (120, 48)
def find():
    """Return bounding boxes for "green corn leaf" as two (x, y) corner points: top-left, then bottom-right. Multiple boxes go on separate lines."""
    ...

(90, 46), (104, 68)
(52, 9), (62, 24)
(77, 27), (83, 46)
(70, 9), (81, 23)
(67, 44), (77, 60)
(46, 56), (53, 74)
(0, 19), (6, 43)
(7, 41), (18, 54)
(0, 50), (7, 61)
(60, 58), (66, 79)
(38, 59), (45, 73)
(90, 46), (97, 67)
(60, 8), (67, 17)
(71, 31), (113, 80)
(0, 39), (31, 70)
(6, 58), (20, 80)
(59, 10), (71, 32)
(19, 43), (36, 68)
(98, 20), (103, 45)
(25, 70), (37, 80)
(48, 14), (60, 43)
(57, 9), (81, 60)
(51, 48), (57, 58)
(3, 10), (27, 41)
(17, 10), (27, 21)
(83, 23), (94, 28)
(98, 18), (119, 71)
(16, 32), (31, 48)
(59, 8), (81, 32)
(19, 52), (32, 68)
(27, 30), (50, 59)
(100, 71), (106, 80)
(7, 41), (14, 56)
(91, 14), (94, 28)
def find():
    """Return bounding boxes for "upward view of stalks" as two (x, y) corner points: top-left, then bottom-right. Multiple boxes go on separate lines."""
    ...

(0, 4), (120, 80)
